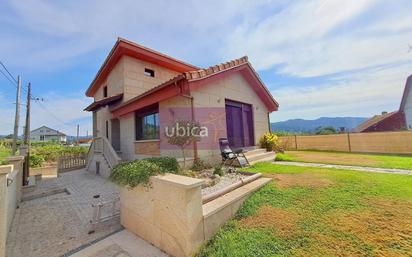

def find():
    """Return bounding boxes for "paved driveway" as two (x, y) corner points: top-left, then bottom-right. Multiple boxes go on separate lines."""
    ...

(6, 169), (121, 257)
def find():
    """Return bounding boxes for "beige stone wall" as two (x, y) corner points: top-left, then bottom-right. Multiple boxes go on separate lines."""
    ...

(280, 131), (412, 154)
(94, 58), (125, 102)
(190, 72), (271, 163)
(120, 174), (272, 257)
(0, 157), (24, 257)
(119, 113), (136, 161)
(120, 174), (205, 257)
(122, 56), (181, 101)
(95, 106), (112, 139)
(159, 95), (195, 160)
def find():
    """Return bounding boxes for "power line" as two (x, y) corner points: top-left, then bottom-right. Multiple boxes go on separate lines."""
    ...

(0, 61), (18, 84)
(0, 68), (17, 87)
(33, 99), (73, 128)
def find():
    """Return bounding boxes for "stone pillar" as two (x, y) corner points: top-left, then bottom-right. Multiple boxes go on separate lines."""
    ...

(0, 165), (13, 257)
(120, 173), (204, 257)
(5, 156), (24, 202)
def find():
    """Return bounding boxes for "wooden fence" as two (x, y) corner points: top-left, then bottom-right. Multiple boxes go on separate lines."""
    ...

(279, 131), (412, 155)
(58, 153), (87, 172)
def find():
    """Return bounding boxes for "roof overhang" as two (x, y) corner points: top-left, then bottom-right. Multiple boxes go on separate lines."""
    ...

(400, 74), (412, 111)
(84, 93), (123, 112)
(85, 38), (199, 97)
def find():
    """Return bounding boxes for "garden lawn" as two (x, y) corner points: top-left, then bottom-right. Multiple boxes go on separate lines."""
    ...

(197, 162), (412, 257)
(277, 150), (412, 170)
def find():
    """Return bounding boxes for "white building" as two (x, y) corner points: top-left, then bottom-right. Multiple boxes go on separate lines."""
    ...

(30, 126), (67, 143)
(400, 75), (412, 130)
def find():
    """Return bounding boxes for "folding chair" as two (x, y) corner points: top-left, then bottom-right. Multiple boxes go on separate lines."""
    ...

(219, 138), (250, 167)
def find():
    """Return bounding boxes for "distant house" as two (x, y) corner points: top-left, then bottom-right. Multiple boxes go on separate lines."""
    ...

(30, 126), (67, 143)
(352, 111), (406, 133)
(400, 74), (412, 130)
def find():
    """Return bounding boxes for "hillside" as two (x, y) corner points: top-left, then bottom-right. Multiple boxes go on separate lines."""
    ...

(271, 117), (367, 133)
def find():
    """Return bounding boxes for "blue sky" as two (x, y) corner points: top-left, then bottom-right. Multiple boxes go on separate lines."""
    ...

(1, 0), (412, 135)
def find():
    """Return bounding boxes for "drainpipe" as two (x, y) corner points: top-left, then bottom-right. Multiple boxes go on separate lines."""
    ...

(268, 112), (271, 133)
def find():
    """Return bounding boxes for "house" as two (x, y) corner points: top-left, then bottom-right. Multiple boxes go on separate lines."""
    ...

(30, 126), (67, 143)
(85, 38), (278, 176)
(353, 74), (412, 133)
(352, 111), (406, 133)
(400, 74), (412, 130)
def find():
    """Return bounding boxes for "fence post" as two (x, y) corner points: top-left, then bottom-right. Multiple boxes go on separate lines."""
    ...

(347, 133), (352, 152)
(294, 135), (298, 150)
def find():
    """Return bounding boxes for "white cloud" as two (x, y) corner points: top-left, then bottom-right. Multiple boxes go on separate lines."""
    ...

(222, 0), (412, 77)
(270, 62), (412, 121)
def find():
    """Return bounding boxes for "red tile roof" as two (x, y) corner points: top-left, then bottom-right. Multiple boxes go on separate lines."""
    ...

(353, 111), (398, 132)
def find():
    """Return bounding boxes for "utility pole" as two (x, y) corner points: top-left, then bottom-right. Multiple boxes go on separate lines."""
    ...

(22, 83), (31, 186)
(12, 75), (21, 155)
(76, 124), (80, 145)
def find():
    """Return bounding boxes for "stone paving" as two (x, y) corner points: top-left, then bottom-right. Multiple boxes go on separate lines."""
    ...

(70, 230), (169, 257)
(275, 161), (412, 175)
(6, 169), (122, 257)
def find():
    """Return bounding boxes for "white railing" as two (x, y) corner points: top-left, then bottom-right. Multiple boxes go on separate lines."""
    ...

(92, 137), (121, 169)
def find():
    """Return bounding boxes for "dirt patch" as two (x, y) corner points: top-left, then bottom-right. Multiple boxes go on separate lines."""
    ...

(239, 205), (299, 237)
(268, 173), (335, 189)
(287, 151), (382, 167)
(326, 198), (412, 256)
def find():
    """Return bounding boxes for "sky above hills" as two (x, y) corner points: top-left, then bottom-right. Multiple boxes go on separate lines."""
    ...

(1, 0), (412, 135)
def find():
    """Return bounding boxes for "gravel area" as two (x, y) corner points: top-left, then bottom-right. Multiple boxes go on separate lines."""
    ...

(201, 172), (249, 196)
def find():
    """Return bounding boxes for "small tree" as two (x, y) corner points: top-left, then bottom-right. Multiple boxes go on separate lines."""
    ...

(165, 120), (202, 169)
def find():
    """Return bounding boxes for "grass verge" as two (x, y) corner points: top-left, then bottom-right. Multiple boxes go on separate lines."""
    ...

(197, 162), (412, 257)
(277, 150), (412, 170)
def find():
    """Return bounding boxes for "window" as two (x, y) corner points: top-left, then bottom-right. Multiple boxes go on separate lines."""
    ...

(105, 120), (109, 139)
(103, 86), (108, 97)
(135, 105), (159, 140)
(144, 68), (155, 77)
(40, 135), (44, 141)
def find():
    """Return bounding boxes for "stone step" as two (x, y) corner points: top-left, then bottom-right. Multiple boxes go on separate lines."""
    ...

(203, 177), (272, 217)
(244, 148), (266, 157)
(249, 154), (276, 165)
(247, 151), (275, 163)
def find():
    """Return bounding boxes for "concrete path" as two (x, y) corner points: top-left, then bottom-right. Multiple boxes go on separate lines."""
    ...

(274, 161), (412, 175)
(70, 230), (169, 257)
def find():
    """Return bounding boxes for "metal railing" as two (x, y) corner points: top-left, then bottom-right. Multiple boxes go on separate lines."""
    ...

(88, 196), (120, 234)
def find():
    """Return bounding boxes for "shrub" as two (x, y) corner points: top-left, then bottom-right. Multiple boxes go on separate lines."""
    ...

(30, 154), (45, 168)
(110, 160), (163, 188)
(110, 157), (180, 188)
(213, 165), (224, 176)
(258, 133), (284, 152)
(191, 158), (211, 171)
(275, 153), (293, 162)
(144, 156), (179, 173)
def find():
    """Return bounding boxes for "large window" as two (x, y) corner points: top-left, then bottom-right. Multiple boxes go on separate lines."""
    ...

(135, 105), (159, 140)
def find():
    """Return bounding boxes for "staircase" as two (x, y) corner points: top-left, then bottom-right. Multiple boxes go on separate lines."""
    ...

(86, 137), (121, 177)
(244, 148), (276, 165)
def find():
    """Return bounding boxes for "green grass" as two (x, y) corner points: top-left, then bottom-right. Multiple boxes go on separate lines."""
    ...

(278, 150), (412, 170)
(0, 145), (11, 165)
(197, 163), (412, 257)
